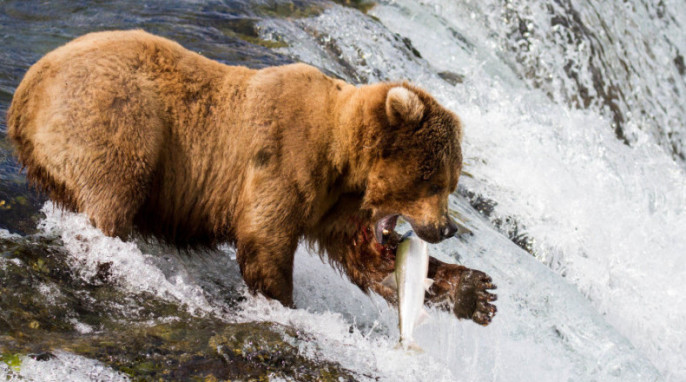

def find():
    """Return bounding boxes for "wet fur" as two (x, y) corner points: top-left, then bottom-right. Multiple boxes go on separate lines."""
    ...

(8, 30), (496, 323)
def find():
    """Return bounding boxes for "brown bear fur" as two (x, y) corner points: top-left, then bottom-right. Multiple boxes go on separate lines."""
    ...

(7, 30), (496, 324)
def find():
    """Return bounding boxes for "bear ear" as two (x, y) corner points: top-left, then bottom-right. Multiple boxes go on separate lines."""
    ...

(385, 86), (425, 126)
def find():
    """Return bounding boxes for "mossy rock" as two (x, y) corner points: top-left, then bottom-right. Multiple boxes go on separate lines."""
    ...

(0, 353), (22, 372)
(0, 234), (358, 380)
(254, 1), (326, 19)
(331, 0), (376, 14)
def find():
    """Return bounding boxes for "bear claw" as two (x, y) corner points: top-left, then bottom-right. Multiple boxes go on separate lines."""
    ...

(453, 269), (498, 325)
(428, 265), (498, 325)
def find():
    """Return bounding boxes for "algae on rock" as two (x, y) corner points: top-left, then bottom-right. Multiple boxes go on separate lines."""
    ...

(0, 235), (358, 381)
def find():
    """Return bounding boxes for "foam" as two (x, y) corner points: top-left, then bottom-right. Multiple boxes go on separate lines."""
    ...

(0, 351), (127, 382)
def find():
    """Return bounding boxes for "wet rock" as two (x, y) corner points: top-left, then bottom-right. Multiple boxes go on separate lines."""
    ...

(0, 234), (357, 380)
(331, 0), (376, 14)
(400, 36), (422, 59)
(254, 1), (325, 19)
(457, 188), (536, 256)
(438, 71), (465, 86)
(211, 322), (355, 381)
(27, 352), (55, 361)
(675, 52), (685, 76)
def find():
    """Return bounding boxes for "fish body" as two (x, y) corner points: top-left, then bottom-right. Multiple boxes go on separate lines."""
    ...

(383, 231), (433, 351)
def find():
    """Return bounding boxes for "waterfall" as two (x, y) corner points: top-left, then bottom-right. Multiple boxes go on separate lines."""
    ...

(1, 0), (684, 380)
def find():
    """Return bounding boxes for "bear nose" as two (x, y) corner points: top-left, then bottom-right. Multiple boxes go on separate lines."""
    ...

(441, 216), (458, 239)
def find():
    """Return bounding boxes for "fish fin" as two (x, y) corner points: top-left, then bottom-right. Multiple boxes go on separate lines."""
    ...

(423, 278), (434, 291)
(415, 309), (431, 327)
(381, 273), (397, 290)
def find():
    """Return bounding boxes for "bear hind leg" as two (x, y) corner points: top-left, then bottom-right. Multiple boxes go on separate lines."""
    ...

(76, 151), (157, 239)
(50, 85), (164, 239)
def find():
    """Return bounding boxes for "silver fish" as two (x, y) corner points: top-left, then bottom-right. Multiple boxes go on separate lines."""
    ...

(382, 231), (433, 352)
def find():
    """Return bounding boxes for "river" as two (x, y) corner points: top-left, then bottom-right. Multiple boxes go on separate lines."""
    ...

(1, 0), (684, 380)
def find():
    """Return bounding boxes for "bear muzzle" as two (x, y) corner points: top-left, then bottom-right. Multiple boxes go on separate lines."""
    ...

(374, 213), (458, 245)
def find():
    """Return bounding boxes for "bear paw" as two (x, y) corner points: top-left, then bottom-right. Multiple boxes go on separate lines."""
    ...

(453, 269), (497, 325)
(429, 265), (497, 326)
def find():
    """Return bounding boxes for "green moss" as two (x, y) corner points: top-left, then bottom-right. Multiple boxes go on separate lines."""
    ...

(215, 19), (289, 50)
(240, 35), (289, 49)
(14, 196), (28, 206)
(331, 0), (376, 14)
(0, 234), (359, 380)
(0, 353), (22, 372)
(254, 2), (325, 19)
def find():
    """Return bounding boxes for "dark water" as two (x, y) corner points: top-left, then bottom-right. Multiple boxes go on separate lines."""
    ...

(0, 0), (305, 234)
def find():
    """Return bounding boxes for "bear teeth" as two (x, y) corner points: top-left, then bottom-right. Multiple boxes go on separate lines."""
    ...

(374, 214), (399, 244)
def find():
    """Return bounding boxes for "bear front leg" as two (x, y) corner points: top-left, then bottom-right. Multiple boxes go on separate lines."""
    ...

(360, 243), (497, 325)
(311, 212), (497, 324)
(234, 176), (302, 308)
(426, 257), (498, 326)
(308, 196), (497, 325)
(367, 251), (498, 325)
(236, 236), (298, 307)
(336, 227), (497, 325)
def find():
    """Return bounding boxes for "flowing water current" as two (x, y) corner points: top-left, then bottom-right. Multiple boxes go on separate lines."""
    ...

(0, 1), (684, 381)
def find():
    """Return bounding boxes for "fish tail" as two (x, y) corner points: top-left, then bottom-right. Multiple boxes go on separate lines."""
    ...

(395, 340), (424, 353)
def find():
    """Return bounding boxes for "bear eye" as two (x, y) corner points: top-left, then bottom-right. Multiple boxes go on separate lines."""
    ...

(428, 184), (442, 196)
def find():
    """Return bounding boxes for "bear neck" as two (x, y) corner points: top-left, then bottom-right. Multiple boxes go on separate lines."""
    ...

(333, 83), (391, 193)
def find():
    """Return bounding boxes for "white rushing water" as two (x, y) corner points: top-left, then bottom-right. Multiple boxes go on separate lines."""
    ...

(258, 1), (685, 380)
(4, 1), (685, 380)
(3, 198), (660, 381)
(0, 351), (128, 382)
(365, 1), (686, 380)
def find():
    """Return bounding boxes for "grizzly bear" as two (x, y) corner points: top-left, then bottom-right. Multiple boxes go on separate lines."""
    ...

(7, 30), (496, 325)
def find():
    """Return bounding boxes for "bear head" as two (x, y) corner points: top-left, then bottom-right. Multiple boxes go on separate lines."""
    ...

(362, 85), (463, 244)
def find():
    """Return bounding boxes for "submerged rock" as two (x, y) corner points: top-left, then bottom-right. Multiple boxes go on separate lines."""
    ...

(0, 182), (45, 236)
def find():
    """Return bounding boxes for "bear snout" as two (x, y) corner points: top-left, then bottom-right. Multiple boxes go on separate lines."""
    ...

(442, 216), (459, 239)
(410, 214), (458, 243)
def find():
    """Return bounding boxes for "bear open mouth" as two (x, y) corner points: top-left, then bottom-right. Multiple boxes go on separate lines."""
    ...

(374, 214), (399, 244)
